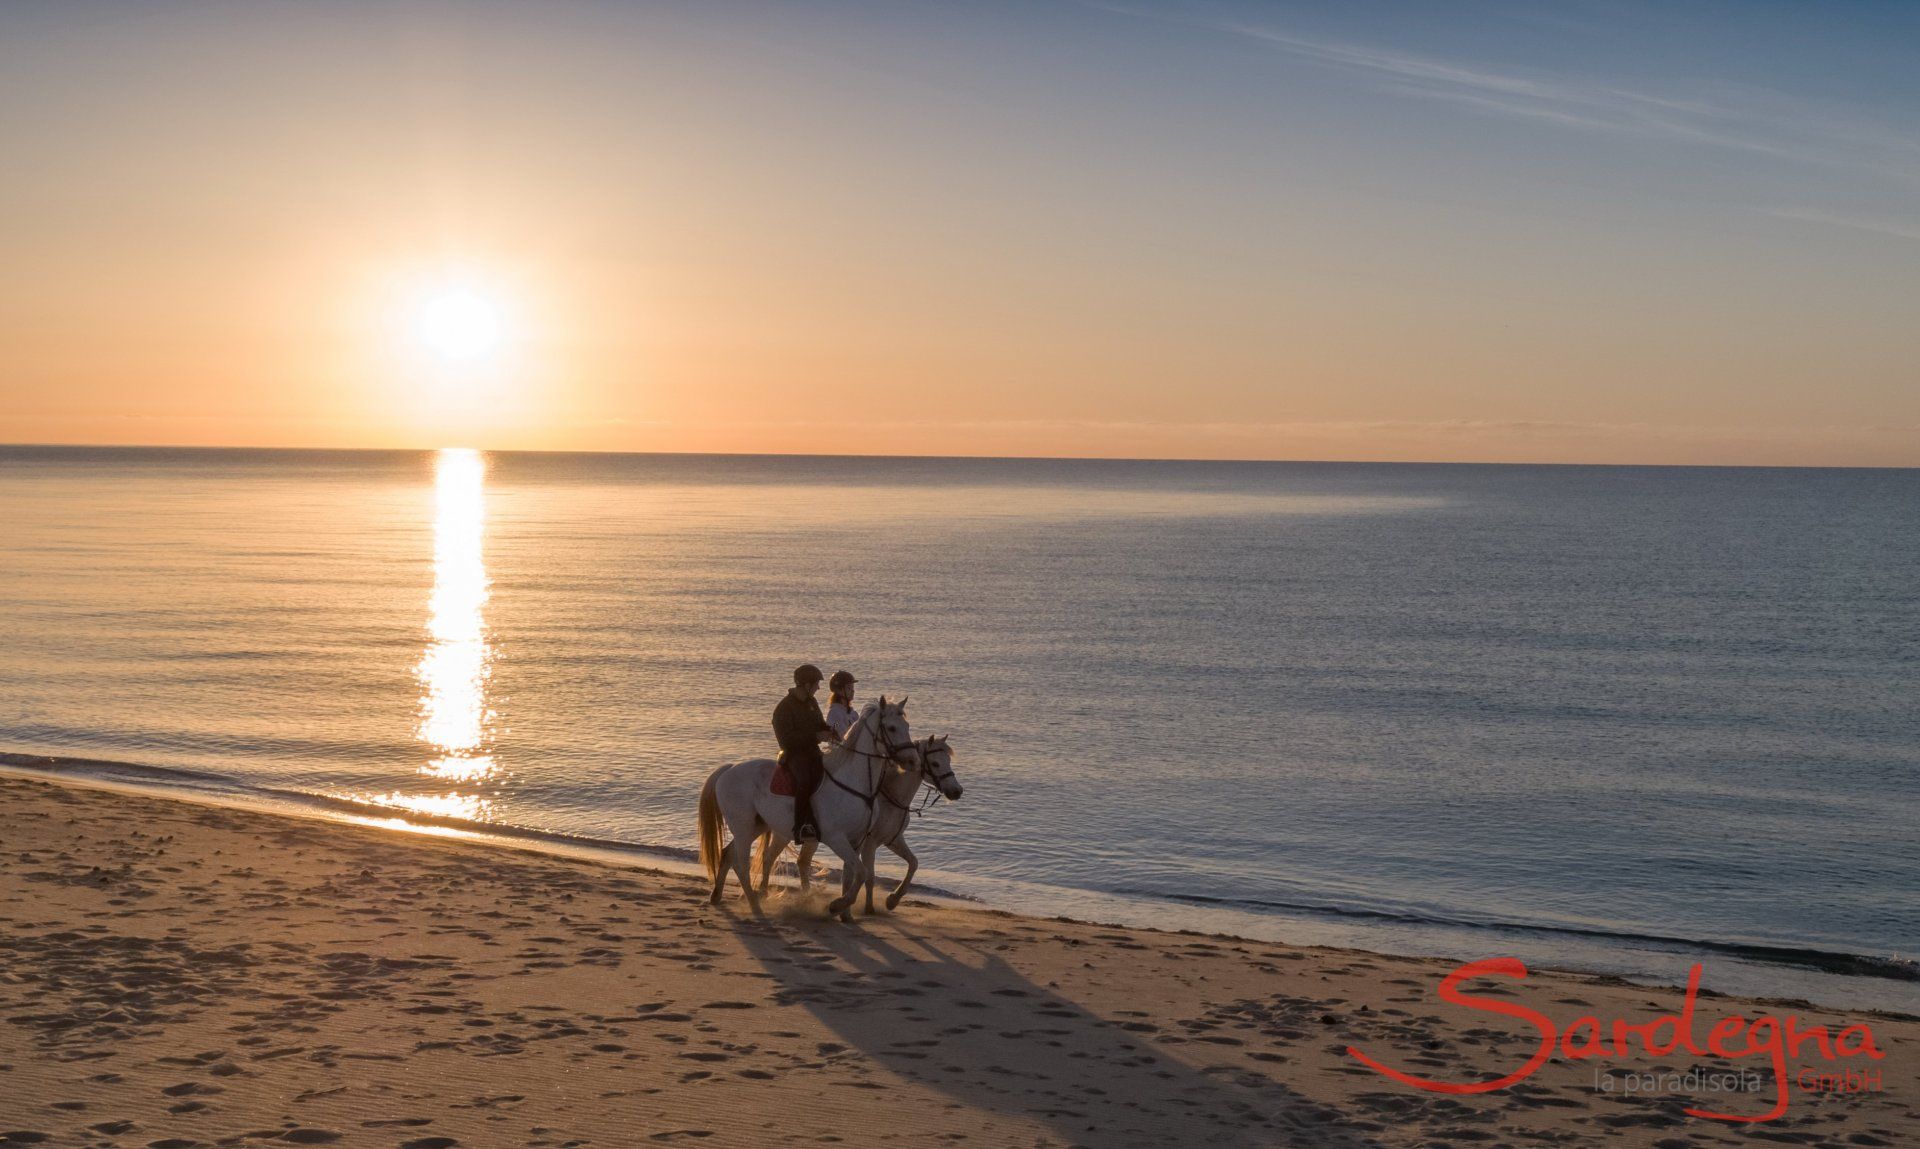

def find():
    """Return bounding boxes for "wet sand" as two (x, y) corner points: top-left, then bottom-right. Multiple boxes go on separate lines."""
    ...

(0, 771), (1913, 1148)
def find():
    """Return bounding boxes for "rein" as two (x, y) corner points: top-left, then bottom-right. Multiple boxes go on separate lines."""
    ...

(875, 738), (955, 817)
(820, 720), (952, 847)
(820, 708), (912, 837)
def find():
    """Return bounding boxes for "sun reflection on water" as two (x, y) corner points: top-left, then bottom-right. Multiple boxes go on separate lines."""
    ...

(392, 447), (498, 821)
(364, 789), (494, 822)
(341, 813), (482, 840)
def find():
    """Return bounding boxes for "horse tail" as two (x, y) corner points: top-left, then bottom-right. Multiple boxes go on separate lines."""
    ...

(754, 829), (772, 875)
(697, 767), (725, 881)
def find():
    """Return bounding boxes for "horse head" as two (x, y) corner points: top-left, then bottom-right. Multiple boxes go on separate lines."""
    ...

(858, 695), (918, 766)
(918, 734), (963, 801)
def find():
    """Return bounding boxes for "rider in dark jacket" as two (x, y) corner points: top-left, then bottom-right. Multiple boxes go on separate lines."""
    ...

(773, 664), (833, 841)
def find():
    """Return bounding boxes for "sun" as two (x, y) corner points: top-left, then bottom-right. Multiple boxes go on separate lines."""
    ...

(411, 284), (504, 364)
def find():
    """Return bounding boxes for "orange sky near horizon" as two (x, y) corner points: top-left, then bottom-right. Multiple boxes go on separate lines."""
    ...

(3, 2), (1917, 467)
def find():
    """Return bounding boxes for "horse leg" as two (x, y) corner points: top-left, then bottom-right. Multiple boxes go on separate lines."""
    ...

(823, 834), (865, 922)
(861, 839), (881, 915)
(708, 837), (729, 905)
(884, 837), (919, 911)
(754, 831), (773, 894)
(725, 837), (759, 911)
(796, 840), (817, 891)
(758, 831), (792, 894)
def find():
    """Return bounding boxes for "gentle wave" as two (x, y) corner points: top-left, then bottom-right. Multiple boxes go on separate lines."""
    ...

(1112, 887), (1920, 985)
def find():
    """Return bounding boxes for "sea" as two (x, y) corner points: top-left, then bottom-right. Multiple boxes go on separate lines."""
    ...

(2, 445), (1915, 1012)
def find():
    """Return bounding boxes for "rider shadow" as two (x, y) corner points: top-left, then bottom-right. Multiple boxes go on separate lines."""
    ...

(727, 912), (1391, 1149)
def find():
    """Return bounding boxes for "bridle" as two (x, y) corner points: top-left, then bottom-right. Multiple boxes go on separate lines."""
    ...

(836, 704), (918, 769)
(890, 737), (957, 818)
(822, 705), (916, 807)
(821, 715), (956, 842)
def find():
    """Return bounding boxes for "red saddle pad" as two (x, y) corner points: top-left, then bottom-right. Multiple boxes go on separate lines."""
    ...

(770, 761), (794, 796)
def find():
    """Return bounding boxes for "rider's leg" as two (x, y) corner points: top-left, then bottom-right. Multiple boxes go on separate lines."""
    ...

(790, 750), (823, 839)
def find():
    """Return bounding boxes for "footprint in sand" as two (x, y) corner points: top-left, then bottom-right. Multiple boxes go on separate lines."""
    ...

(160, 1082), (222, 1097)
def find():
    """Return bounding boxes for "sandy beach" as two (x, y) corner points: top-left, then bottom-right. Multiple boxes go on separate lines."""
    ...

(0, 771), (1912, 1149)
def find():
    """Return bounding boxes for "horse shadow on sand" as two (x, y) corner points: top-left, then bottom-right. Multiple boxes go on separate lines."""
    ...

(724, 898), (1391, 1149)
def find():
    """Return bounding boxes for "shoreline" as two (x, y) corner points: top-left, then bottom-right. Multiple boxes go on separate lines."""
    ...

(5, 750), (1915, 1019)
(1, 769), (1915, 1146)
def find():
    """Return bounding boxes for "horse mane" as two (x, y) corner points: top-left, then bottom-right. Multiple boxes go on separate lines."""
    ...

(845, 698), (905, 755)
(856, 697), (905, 723)
(843, 701), (881, 750)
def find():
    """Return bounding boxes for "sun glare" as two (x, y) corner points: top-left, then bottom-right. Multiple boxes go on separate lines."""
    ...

(412, 285), (504, 363)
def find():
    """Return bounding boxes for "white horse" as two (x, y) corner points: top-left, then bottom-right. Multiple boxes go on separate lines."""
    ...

(756, 734), (961, 914)
(698, 697), (918, 921)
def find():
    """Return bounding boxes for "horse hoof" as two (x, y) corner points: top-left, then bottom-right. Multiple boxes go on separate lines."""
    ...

(885, 895), (902, 911)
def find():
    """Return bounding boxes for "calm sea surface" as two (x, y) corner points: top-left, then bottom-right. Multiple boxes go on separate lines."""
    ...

(3, 446), (1916, 1010)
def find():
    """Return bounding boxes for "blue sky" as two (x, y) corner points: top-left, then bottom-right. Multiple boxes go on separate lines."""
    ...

(2, 0), (1916, 462)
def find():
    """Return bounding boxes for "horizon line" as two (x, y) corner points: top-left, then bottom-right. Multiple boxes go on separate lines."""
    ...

(2, 440), (1916, 472)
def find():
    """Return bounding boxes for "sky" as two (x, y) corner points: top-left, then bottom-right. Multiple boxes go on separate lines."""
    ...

(2, 0), (1917, 465)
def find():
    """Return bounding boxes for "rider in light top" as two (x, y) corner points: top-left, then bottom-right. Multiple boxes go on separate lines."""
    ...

(825, 670), (859, 740)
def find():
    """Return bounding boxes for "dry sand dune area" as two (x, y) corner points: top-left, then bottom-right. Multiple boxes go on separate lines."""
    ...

(0, 772), (1913, 1148)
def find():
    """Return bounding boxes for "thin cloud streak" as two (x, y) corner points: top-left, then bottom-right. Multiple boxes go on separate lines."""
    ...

(1086, 3), (1920, 182)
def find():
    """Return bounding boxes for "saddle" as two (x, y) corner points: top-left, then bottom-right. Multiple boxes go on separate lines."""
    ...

(770, 751), (795, 796)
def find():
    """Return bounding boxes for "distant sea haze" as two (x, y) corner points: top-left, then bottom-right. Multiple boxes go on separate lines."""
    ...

(2, 445), (1916, 1012)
